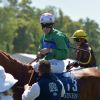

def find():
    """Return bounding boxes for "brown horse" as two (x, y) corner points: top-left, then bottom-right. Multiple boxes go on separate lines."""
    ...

(72, 68), (100, 100)
(0, 50), (100, 100)
(0, 50), (35, 100)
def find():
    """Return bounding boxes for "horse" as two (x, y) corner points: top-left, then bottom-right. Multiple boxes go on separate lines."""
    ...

(62, 68), (100, 100)
(0, 50), (35, 100)
(0, 50), (100, 100)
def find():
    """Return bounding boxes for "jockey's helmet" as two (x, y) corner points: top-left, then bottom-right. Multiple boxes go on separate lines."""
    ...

(71, 29), (87, 39)
(40, 13), (55, 24)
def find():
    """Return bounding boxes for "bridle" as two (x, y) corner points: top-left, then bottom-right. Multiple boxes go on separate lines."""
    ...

(27, 57), (39, 85)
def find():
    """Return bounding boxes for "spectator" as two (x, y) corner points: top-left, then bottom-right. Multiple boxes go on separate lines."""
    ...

(22, 60), (65, 100)
(0, 65), (18, 100)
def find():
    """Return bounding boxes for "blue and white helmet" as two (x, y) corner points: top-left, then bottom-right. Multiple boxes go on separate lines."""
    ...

(40, 13), (55, 24)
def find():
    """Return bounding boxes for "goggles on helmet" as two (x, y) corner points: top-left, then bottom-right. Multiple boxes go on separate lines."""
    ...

(74, 38), (81, 42)
(41, 23), (53, 28)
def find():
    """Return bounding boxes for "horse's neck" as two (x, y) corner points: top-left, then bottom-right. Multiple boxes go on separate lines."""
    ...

(71, 68), (100, 78)
(0, 51), (34, 84)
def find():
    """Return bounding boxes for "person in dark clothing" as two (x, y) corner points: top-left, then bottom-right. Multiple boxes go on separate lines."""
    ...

(71, 29), (96, 68)
(22, 60), (65, 100)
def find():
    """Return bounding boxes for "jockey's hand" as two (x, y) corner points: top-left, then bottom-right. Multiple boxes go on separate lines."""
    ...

(72, 62), (79, 67)
(66, 61), (79, 71)
(36, 52), (42, 58)
(40, 48), (52, 55)
(24, 84), (31, 90)
(36, 52), (45, 59)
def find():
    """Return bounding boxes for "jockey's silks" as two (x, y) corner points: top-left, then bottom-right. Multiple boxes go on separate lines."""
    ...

(39, 28), (70, 60)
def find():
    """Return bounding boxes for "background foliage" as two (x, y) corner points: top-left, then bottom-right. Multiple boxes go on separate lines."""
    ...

(0, 0), (100, 66)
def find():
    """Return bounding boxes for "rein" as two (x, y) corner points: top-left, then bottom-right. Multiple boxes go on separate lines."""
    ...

(27, 53), (47, 85)
(16, 86), (24, 89)
(28, 57), (40, 85)
(28, 68), (34, 85)
(16, 70), (34, 89)
(16, 57), (39, 89)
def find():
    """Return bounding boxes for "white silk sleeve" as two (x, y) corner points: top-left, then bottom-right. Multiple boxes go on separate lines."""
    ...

(22, 82), (40, 100)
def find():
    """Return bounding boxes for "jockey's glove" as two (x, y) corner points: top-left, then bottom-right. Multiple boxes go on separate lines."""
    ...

(36, 52), (45, 59)
(66, 61), (79, 69)
(73, 62), (79, 67)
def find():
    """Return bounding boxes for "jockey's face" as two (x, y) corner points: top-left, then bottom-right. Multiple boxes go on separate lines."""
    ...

(74, 38), (86, 46)
(41, 23), (53, 34)
(42, 27), (51, 34)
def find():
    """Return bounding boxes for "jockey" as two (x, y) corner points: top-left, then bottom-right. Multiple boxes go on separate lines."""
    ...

(32, 12), (70, 73)
(0, 65), (18, 100)
(22, 60), (65, 100)
(71, 29), (97, 68)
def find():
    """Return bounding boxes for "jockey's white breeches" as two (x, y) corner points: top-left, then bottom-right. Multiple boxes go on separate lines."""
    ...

(31, 59), (66, 73)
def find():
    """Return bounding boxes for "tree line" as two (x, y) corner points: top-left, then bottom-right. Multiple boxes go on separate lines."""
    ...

(0, 0), (100, 66)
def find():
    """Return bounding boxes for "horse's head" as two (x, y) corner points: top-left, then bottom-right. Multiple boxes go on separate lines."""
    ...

(0, 51), (36, 100)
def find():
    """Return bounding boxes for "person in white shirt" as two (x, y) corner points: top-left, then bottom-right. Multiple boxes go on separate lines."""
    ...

(22, 60), (65, 100)
(0, 65), (18, 100)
